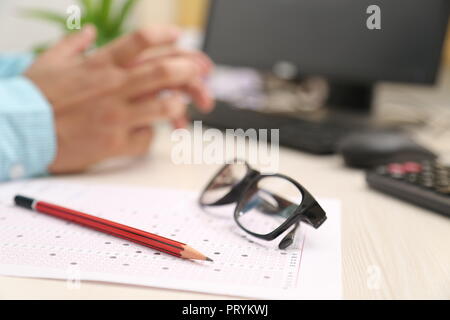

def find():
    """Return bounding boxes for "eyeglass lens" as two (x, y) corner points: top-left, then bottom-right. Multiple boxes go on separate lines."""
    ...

(200, 162), (248, 205)
(235, 176), (303, 236)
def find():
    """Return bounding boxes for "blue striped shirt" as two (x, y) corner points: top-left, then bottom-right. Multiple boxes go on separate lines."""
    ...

(0, 54), (56, 181)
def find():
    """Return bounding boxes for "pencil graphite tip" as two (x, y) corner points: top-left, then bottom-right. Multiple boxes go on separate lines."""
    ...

(206, 257), (213, 262)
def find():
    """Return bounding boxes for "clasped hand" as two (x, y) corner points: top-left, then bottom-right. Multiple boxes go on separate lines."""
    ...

(25, 25), (214, 174)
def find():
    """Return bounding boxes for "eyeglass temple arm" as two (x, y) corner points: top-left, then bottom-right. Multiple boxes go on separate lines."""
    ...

(259, 189), (327, 229)
(298, 201), (327, 229)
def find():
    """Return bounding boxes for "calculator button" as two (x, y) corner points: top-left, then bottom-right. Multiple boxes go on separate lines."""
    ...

(388, 163), (405, 178)
(403, 162), (422, 173)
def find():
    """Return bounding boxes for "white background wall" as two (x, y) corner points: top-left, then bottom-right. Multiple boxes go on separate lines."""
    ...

(0, 0), (73, 52)
(0, 0), (177, 52)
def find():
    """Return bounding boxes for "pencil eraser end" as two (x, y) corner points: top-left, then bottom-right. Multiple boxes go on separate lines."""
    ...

(14, 195), (34, 209)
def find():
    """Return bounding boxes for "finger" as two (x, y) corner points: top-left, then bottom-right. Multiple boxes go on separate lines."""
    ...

(123, 126), (154, 156)
(130, 79), (214, 114)
(99, 25), (181, 67)
(124, 57), (202, 98)
(181, 79), (215, 112)
(144, 80), (214, 111)
(171, 116), (189, 129)
(131, 47), (214, 75)
(50, 66), (126, 110)
(128, 93), (188, 127)
(45, 25), (96, 61)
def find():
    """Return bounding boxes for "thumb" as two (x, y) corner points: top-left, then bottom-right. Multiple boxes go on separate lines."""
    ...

(46, 25), (97, 61)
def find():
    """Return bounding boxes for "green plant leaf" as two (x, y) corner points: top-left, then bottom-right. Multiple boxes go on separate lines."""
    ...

(80, 0), (95, 23)
(111, 0), (139, 35)
(32, 42), (51, 55)
(98, 0), (113, 33)
(80, 0), (94, 12)
(24, 0), (139, 49)
(22, 8), (67, 27)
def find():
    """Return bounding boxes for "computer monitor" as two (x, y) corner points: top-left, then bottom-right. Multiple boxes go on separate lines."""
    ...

(203, 0), (450, 111)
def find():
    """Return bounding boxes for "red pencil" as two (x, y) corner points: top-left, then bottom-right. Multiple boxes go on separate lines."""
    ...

(14, 195), (212, 261)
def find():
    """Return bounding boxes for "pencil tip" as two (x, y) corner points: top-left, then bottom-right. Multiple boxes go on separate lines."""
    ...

(206, 257), (213, 262)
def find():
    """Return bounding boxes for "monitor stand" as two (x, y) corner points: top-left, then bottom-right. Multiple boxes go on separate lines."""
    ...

(296, 81), (376, 127)
(327, 82), (374, 114)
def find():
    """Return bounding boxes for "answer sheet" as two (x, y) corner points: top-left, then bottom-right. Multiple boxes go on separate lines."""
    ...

(0, 180), (341, 299)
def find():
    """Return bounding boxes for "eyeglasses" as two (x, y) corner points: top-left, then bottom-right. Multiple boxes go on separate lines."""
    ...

(199, 159), (327, 249)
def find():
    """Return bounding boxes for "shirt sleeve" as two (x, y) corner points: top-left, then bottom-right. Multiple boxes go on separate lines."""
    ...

(0, 53), (34, 78)
(0, 76), (57, 181)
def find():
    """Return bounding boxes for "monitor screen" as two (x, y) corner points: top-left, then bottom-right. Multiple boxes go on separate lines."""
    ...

(204, 0), (450, 84)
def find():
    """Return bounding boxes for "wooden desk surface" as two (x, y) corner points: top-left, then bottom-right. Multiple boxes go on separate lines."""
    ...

(1, 122), (449, 300)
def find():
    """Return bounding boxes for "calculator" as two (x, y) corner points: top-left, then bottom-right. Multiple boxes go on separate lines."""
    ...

(366, 160), (450, 217)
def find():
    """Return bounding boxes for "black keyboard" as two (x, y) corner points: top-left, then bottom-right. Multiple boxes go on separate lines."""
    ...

(190, 102), (359, 154)
(366, 160), (450, 217)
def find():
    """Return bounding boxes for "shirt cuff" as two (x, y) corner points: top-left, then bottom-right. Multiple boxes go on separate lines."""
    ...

(0, 76), (56, 180)
(0, 53), (34, 77)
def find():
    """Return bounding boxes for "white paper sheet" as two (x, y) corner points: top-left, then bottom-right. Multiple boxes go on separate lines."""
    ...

(0, 180), (341, 299)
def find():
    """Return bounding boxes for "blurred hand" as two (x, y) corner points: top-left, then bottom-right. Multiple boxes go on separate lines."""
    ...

(25, 25), (214, 174)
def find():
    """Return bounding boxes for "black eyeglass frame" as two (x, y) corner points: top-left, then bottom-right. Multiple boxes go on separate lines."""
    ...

(199, 161), (327, 243)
